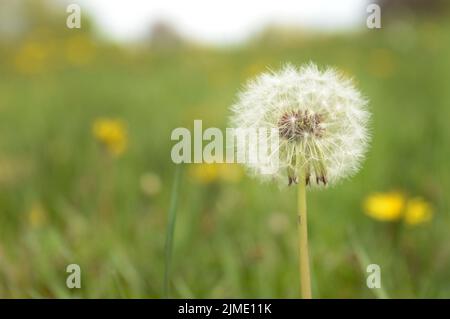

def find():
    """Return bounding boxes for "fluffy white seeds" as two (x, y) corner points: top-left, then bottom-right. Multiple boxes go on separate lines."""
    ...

(230, 63), (370, 187)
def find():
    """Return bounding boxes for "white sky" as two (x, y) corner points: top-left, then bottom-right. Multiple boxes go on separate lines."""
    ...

(79, 0), (370, 44)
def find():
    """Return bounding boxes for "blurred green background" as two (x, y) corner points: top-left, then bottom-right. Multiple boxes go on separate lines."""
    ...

(0, 0), (449, 298)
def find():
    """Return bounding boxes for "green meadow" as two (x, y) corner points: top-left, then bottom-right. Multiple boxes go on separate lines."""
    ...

(0, 3), (449, 298)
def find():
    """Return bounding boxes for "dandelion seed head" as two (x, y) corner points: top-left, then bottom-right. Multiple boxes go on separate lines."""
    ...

(230, 63), (371, 187)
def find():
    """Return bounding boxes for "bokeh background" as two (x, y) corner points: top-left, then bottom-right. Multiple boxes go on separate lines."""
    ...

(0, 0), (449, 298)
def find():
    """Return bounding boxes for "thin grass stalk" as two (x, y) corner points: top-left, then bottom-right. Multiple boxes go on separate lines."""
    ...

(164, 165), (182, 298)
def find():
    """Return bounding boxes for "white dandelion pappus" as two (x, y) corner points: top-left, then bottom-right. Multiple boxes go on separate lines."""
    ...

(230, 63), (370, 187)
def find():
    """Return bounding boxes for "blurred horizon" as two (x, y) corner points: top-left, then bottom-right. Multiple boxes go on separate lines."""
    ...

(77, 0), (370, 44)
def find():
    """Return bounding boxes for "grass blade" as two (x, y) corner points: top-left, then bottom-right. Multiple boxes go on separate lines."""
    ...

(348, 227), (390, 299)
(164, 165), (182, 298)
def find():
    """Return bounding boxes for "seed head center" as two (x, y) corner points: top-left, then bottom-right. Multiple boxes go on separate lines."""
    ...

(278, 110), (324, 140)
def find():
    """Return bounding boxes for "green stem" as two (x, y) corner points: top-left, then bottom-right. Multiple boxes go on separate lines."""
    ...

(297, 172), (312, 298)
(164, 165), (182, 298)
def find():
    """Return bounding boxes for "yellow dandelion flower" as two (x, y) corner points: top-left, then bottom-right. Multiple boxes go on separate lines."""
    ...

(217, 164), (243, 183)
(364, 192), (405, 222)
(189, 163), (243, 185)
(188, 163), (220, 184)
(28, 202), (47, 228)
(92, 118), (127, 156)
(404, 197), (432, 226)
(14, 41), (50, 75)
(65, 35), (95, 66)
(367, 49), (396, 79)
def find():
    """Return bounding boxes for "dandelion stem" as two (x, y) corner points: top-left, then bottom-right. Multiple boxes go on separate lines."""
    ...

(297, 172), (312, 298)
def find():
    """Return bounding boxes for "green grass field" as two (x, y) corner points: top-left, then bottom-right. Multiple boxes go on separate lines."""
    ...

(0, 6), (450, 298)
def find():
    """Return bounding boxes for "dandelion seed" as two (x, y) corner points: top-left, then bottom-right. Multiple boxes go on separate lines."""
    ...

(140, 172), (162, 197)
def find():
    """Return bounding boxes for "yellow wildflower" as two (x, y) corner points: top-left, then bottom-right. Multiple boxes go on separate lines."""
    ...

(188, 163), (243, 185)
(367, 49), (396, 78)
(364, 192), (405, 222)
(217, 164), (243, 183)
(188, 163), (220, 184)
(92, 118), (127, 156)
(65, 35), (95, 66)
(404, 197), (432, 226)
(14, 41), (50, 75)
(28, 202), (47, 228)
